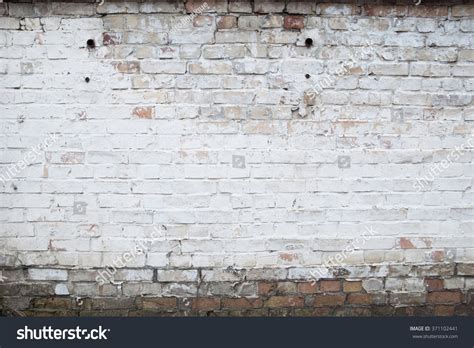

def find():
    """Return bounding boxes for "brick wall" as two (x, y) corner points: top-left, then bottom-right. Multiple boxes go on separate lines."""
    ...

(0, 0), (473, 316)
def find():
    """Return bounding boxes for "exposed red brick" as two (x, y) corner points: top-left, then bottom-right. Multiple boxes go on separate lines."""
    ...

(408, 5), (448, 17)
(191, 298), (220, 311)
(275, 282), (297, 294)
(343, 281), (363, 293)
(399, 237), (415, 249)
(427, 291), (462, 304)
(452, 5), (474, 17)
(347, 293), (372, 305)
(279, 252), (297, 262)
(185, 0), (212, 13)
(102, 32), (121, 46)
(428, 250), (445, 262)
(217, 16), (237, 29)
(319, 280), (341, 292)
(434, 305), (455, 316)
(312, 307), (334, 316)
(221, 298), (263, 309)
(264, 296), (304, 308)
(313, 294), (346, 307)
(425, 278), (444, 292)
(132, 106), (154, 119)
(141, 297), (177, 310)
(364, 5), (407, 17)
(283, 16), (304, 30)
(319, 4), (360, 15)
(297, 281), (318, 294)
(258, 281), (276, 296)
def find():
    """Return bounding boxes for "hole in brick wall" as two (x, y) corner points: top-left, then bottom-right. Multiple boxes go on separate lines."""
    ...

(86, 39), (96, 49)
(305, 38), (313, 47)
(85, 77), (90, 83)
(305, 74), (311, 79)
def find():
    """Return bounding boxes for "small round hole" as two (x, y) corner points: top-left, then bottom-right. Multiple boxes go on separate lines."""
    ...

(305, 38), (313, 47)
(305, 74), (311, 79)
(85, 77), (90, 83)
(86, 39), (96, 49)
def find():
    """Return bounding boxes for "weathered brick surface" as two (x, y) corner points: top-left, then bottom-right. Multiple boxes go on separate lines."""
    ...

(0, 0), (473, 316)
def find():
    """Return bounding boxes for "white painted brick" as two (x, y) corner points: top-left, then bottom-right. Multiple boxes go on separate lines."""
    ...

(0, 2), (471, 301)
(28, 268), (68, 281)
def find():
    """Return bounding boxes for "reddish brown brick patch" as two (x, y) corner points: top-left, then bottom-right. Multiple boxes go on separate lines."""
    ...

(427, 291), (462, 304)
(283, 16), (304, 30)
(140, 297), (177, 310)
(408, 5), (448, 17)
(132, 106), (154, 119)
(399, 237), (415, 249)
(347, 293), (372, 305)
(343, 281), (363, 293)
(433, 305), (455, 316)
(221, 298), (263, 309)
(364, 5), (407, 17)
(264, 296), (304, 308)
(185, 0), (211, 13)
(452, 5), (474, 17)
(425, 278), (444, 292)
(297, 281), (318, 294)
(313, 294), (346, 307)
(319, 280), (341, 292)
(258, 281), (277, 296)
(103, 32), (122, 46)
(217, 16), (237, 29)
(191, 298), (220, 311)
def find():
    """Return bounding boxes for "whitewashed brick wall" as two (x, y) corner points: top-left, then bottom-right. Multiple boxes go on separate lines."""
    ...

(0, 1), (473, 313)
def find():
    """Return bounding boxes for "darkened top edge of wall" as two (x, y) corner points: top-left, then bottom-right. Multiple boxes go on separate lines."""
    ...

(2, 0), (474, 4)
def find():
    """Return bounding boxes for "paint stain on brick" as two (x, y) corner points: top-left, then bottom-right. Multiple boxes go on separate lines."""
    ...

(399, 237), (415, 249)
(283, 15), (304, 30)
(132, 106), (154, 119)
(115, 61), (140, 74)
(279, 252), (297, 262)
(103, 32), (122, 46)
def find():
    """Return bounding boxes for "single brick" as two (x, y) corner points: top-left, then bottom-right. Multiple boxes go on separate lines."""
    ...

(264, 296), (304, 308)
(433, 305), (455, 316)
(347, 293), (372, 305)
(313, 294), (346, 307)
(103, 32), (122, 46)
(297, 282), (318, 294)
(425, 278), (444, 292)
(399, 237), (415, 249)
(191, 298), (220, 311)
(452, 5), (474, 17)
(132, 106), (154, 119)
(408, 5), (448, 17)
(427, 291), (462, 304)
(221, 298), (263, 309)
(115, 61), (140, 74)
(343, 281), (363, 293)
(364, 5), (407, 17)
(319, 280), (341, 292)
(283, 16), (304, 30)
(258, 281), (276, 296)
(217, 16), (237, 29)
(141, 297), (177, 311)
